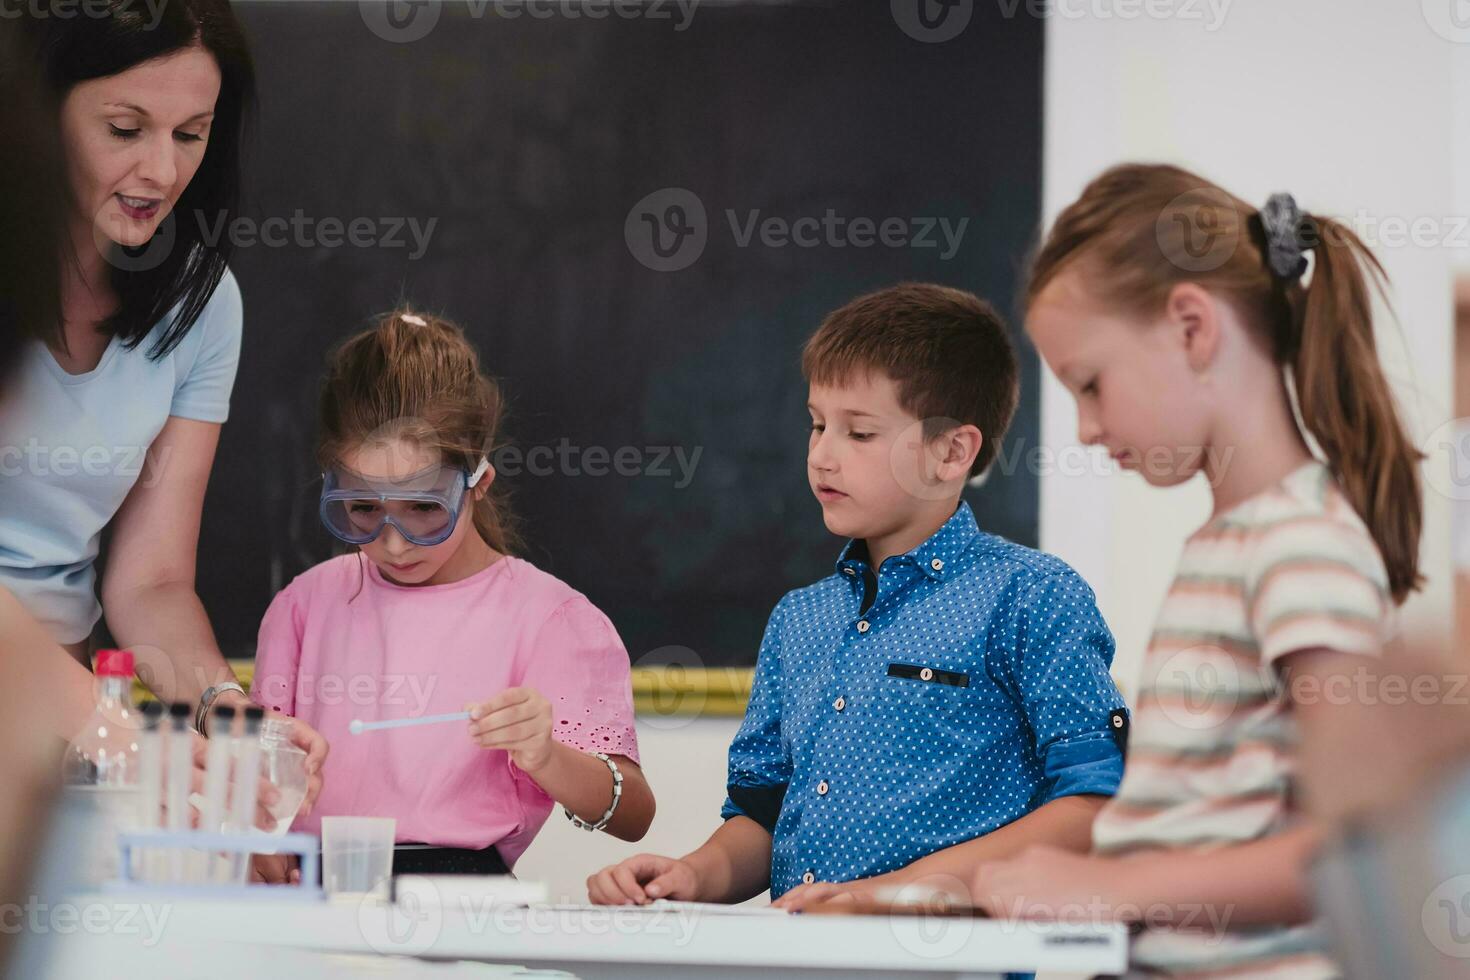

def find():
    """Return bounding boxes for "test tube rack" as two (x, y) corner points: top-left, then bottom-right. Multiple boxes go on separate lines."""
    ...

(107, 830), (323, 902)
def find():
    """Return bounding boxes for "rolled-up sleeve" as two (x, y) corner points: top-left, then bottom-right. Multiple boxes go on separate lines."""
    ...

(720, 596), (793, 832)
(1007, 569), (1126, 802)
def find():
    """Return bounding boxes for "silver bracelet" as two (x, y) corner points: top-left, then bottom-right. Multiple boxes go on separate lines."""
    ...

(196, 681), (246, 735)
(565, 752), (622, 832)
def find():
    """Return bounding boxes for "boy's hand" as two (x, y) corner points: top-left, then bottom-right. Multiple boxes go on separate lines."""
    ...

(466, 687), (554, 773)
(587, 854), (700, 905)
(250, 853), (301, 885)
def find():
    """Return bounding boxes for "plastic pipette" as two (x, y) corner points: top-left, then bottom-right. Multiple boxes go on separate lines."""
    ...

(348, 711), (471, 734)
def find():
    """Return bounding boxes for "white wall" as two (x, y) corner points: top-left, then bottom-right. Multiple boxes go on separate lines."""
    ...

(1458, 38), (1470, 263)
(1041, 0), (1460, 698)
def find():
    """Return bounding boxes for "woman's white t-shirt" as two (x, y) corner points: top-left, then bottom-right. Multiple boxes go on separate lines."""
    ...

(0, 268), (242, 643)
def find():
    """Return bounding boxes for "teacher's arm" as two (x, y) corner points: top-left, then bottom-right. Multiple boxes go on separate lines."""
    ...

(101, 415), (234, 708)
(100, 416), (328, 802)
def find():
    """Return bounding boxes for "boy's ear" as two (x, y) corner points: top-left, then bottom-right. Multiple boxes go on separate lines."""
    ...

(1165, 281), (1221, 374)
(936, 424), (983, 479)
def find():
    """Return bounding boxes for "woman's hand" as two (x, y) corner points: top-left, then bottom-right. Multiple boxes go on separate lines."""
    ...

(216, 694), (329, 816)
(251, 853), (300, 885)
(181, 732), (279, 831)
(466, 687), (554, 773)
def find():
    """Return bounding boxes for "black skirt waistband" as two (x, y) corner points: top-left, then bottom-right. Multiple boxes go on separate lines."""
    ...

(313, 842), (512, 882)
(391, 843), (512, 877)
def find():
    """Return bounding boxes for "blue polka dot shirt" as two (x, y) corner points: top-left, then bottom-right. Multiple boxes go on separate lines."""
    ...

(721, 502), (1127, 898)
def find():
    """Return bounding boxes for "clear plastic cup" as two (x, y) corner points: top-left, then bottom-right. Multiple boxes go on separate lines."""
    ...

(258, 718), (309, 835)
(321, 816), (396, 903)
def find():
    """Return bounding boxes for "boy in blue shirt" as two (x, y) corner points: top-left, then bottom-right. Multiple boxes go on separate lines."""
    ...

(588, 283), (1126, 909)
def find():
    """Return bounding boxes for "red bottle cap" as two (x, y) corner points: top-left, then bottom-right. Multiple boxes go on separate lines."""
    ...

(95, 649), (135, 678)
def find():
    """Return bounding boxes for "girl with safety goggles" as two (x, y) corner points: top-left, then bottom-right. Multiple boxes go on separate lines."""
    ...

(248, 310), (654, 884)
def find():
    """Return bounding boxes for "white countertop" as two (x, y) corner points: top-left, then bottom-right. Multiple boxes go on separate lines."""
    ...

(38, 890), (1128, 979)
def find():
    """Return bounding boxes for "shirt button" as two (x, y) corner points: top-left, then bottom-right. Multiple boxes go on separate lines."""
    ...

(816, 780), (829, 796)
(856, 620), (870, 633)
(833, 696), (846, 712)
(930, 558), (944, 572)
(842, 567), (856, 576)
(920, 667), (934, 681)
(802, 871), (816, 885)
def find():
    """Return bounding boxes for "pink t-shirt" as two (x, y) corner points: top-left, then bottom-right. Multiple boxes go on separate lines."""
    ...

(251, 553), (640, 867)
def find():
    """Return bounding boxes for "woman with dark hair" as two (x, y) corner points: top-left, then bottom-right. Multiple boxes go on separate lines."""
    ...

(0, 1), (326, 809)
(0, 24), (79, 971)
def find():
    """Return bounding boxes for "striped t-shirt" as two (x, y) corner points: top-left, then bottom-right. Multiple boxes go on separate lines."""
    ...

(1092, 460), (1392, 978)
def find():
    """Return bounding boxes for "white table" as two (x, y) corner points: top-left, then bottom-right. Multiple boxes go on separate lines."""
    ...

(45, 893), (1127, 979)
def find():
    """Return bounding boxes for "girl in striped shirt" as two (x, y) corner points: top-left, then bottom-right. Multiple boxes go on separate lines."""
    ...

(976, 164), (1424, 979)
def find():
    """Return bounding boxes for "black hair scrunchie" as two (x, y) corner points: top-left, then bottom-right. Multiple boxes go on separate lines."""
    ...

(1253, 192), (1311, 283)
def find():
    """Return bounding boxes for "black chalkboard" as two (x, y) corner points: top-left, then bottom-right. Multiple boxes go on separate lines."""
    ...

(194, 0), (1044, 668)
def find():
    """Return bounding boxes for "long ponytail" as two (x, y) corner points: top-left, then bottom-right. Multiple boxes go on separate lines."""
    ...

(1028, 164), (1423, 603)
(1291, 216), (1423, 601)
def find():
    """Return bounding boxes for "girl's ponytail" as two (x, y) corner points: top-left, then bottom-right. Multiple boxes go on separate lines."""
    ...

(1029, 164), (1424, 603)
(1290, 215), (1423, 602)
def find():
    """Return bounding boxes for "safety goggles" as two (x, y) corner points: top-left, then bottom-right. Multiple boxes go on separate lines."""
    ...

(319, 458), (489, 547)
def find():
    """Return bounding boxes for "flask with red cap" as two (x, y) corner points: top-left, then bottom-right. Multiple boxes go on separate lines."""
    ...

(63, 649), (144, 881)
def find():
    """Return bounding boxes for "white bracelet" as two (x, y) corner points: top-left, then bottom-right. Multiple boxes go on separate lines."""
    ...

(565, 752), (622, 833)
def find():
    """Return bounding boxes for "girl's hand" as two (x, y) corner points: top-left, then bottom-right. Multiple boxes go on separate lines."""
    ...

(973, 846), (1130, 921)
(466, 687), (554, 773)
(771, 879), (862, 912)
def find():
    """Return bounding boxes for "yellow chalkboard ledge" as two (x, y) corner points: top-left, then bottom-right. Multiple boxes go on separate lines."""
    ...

(136, 662), (754, 719)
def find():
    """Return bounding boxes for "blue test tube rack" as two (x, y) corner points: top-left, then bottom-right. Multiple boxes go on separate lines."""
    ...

(108, 830), (323, 902)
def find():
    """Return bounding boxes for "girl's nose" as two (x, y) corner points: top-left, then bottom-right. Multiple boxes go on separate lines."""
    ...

(379, 523), (412, 554)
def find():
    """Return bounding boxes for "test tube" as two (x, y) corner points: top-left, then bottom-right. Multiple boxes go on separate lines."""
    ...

(200, 705), (236, 882)
(137, 701), (164, 880)
(227, 706), (265, 883)
(165, 702), (192, 881)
